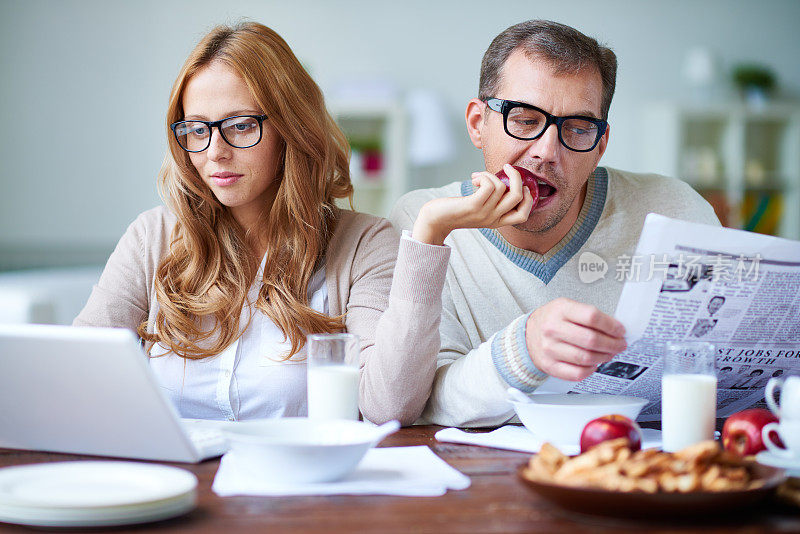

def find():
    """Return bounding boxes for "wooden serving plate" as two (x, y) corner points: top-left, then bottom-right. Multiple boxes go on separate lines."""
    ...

(517, 463), (785, 519)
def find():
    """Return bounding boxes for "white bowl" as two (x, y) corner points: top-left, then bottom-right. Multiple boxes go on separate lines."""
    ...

(222, 418), (399, 483)
(510, 393), (647, 446)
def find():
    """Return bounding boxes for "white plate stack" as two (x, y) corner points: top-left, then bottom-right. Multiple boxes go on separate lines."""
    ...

(0, 461), (197, 527)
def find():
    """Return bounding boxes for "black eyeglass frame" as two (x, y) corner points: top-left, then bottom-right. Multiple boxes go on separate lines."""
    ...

(170, 114), (269, 153)
(484, 98), (607, 153)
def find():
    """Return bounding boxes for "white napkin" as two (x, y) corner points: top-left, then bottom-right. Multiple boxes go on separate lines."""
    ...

(435, 425), (662, 456)
(212, 446), (470, 497)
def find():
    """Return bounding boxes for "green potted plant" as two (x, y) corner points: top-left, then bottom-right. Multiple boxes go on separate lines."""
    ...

(732, 64), (776, 106)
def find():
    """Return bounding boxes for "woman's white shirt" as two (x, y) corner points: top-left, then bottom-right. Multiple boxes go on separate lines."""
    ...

(148, 265), (327, 421)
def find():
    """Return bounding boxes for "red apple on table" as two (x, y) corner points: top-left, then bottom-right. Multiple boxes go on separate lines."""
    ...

(722, 408), (782, 457)
(580, 414), (643, 453)
(495, 165), (540, 206)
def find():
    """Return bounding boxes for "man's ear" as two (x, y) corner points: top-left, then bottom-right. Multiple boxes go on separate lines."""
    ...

(465, 98), (486, 149)
(594, 122), (610, 163)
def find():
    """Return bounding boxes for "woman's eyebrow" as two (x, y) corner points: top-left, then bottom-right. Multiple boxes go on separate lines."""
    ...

(182, 110), (262, 120)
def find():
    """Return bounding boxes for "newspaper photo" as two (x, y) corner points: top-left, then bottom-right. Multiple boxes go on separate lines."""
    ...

(541, 214), (800, 422)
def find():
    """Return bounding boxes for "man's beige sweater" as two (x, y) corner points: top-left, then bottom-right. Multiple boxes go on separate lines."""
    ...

(391, 167), (720, 427)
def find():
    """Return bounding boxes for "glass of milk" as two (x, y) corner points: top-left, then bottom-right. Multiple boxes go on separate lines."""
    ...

(307, 333), (360, 420)
(661, 341), (717, 452)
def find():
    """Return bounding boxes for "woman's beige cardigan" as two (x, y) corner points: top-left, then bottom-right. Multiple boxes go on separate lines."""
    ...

(74, 206), (450, 425)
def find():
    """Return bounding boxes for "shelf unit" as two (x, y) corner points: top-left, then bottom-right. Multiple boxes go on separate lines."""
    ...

(643, 102), (800, 240)
(328, 99), (408, 218)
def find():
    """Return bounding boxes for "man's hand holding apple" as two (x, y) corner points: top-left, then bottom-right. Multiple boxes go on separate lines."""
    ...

(412, 164), (535, 246)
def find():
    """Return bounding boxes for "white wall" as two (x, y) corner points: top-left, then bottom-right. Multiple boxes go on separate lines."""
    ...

(1, 0), (799, 265)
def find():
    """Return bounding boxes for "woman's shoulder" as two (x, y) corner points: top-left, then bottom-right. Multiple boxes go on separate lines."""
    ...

(119, 205), (178, 260)
(333, 209), (399, 241)
(132, 205), (178, 231)
(127, 206), (177, 237)
(328, 209), (400, 264)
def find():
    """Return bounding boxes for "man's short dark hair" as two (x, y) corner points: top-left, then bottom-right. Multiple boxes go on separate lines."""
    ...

(479, 20), (617, 120)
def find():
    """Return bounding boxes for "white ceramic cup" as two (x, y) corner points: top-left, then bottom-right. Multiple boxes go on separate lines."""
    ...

(306, 333), (360, 420)
(762, 420), (800, 458)
(765, 375), (800, 421)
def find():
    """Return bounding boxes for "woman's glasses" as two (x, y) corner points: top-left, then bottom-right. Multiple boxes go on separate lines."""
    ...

(170, 114), (268, 153)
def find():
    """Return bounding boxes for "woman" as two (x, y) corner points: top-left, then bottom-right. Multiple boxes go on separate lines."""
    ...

(75, 22), (528, 425)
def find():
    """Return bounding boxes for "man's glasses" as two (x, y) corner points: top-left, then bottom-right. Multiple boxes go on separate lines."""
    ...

(484, 98), (607, 152)
(170, 114), (268, 153)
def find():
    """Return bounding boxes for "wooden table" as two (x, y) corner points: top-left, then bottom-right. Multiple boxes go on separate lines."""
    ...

(0, 425), (798, 533)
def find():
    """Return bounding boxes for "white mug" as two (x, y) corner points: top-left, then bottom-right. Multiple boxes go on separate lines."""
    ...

(765, 376), (800, 420)
(762, 420), (800, 458)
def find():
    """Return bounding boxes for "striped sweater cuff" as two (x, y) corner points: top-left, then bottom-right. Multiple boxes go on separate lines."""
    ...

(389, 234), (450, 304)
(491, 313), (548, 393)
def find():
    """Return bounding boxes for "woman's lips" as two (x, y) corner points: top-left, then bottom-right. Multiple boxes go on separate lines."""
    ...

(211, 172), (243, 186)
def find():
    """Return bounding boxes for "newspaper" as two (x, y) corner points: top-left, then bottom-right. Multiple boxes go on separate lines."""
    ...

(540, 214), (800, 422)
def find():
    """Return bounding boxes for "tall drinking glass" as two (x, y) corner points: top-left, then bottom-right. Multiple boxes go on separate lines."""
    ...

(661, 341), (717, 452)
(307, 333), (360, 420)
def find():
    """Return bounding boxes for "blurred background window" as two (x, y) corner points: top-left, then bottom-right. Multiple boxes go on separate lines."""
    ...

(1, 0), (799, 323)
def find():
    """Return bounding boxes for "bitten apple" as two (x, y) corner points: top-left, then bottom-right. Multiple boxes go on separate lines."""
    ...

(722, 408), (782, 457)
(580, 414), (643, 453)
(495, 165), (540, 205)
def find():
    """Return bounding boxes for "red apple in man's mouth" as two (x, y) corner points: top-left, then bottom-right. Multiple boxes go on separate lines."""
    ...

(495, 165), (546, 205)
(721, 408), (782, 457)
(580, 414), (643, 453)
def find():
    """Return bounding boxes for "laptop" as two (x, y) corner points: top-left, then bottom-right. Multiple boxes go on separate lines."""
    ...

(0, 324), (228, 463)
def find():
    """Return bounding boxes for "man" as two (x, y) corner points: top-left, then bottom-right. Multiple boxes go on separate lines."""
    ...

(390, 20), (719, 427)
(707, 295), (725, 316)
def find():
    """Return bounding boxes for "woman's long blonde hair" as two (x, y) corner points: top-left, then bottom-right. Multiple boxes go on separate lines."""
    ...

(138, 22), (353, 360)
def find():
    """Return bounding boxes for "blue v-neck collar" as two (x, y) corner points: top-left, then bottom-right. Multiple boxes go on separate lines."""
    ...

(460, 167), (608, 284)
